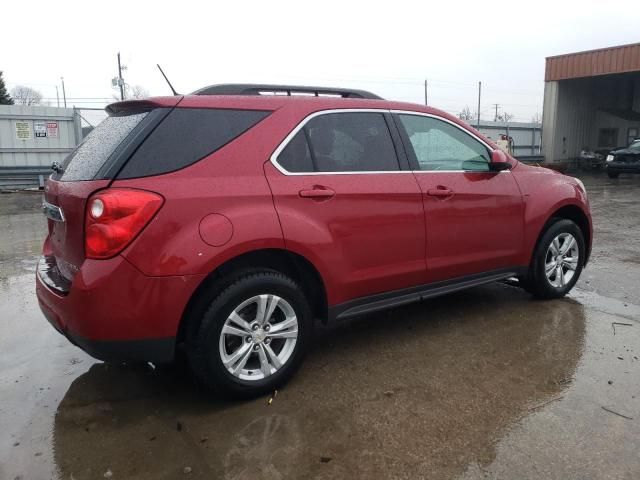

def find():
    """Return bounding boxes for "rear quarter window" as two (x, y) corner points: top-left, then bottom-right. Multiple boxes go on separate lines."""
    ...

(116, 108), (271, 179)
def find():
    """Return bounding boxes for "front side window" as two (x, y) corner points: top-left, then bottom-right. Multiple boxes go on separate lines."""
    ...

(276, 112), (399, 173)
(398, 114), (490, 172)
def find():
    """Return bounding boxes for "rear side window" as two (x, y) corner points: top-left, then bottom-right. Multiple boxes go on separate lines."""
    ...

(58, 112), (148, 181)
(278, 130), (314, 172)
(276, 112), (399, 173)
(117, 108), (271, 179)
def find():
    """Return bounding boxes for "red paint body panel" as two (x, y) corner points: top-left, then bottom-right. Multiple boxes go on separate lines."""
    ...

(412, 170), (525, 282)
(36, 93), (592, 360)
(264, 162), (426, 305)
(36, 251), (204, 341)
(508, 162), (593, 265)
(44, 179), (111, 279)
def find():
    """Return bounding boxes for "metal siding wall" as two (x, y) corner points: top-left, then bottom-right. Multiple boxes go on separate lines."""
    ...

(542, 81), (558, 163)
(473, 122), (541, 156)
(594, 111), (640, 148)
(0, 105), (76, 168)
(546, 43), (640, 81)
(543, 73), (640, 162)
(553, 79), (593, 160)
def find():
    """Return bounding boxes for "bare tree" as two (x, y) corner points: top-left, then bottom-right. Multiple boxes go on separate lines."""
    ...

(112, 84), (150, 101)
(10, 85), (43, 105)
(530, 112), (542, 124)
(128, 84), (149, 99)
(457, 106), (475, 121)
(495, 111), (514, 122)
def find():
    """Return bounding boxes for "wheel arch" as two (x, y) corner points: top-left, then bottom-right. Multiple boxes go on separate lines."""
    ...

(533, 204), (592, 267)
(177, 248), (328, 346)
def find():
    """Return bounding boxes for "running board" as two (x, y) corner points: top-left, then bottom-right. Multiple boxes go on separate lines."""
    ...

(330, 268), (523, 321)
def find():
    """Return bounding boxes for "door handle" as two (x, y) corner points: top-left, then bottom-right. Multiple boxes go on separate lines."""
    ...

(299, 187), (335, 199)
(427, 187), (454, 197)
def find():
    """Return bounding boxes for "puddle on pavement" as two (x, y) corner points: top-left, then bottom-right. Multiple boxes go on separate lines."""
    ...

(44, 285), (589, 479)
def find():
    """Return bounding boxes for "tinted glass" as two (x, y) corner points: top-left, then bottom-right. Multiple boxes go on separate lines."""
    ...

(117, 108), (271, 179)
(277, 112), (399, 173)
(277, 130), (314, 172)
(399, 114), (490, 171)
(59, 112), (148, 181)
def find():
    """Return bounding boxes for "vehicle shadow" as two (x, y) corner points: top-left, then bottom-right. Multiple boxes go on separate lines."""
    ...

(52, 282), (586, 480)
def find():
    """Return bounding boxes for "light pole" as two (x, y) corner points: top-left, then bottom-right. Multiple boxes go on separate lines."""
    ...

(60, 77), (67, 108)
(117, 52), (125, 100)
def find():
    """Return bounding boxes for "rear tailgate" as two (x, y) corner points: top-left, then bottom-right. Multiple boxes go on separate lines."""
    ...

(44, 179), (110, 280)
(42, 97), (181, 283)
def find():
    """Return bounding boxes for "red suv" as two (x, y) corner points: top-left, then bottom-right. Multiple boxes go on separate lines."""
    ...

(37, 84), (592, 397)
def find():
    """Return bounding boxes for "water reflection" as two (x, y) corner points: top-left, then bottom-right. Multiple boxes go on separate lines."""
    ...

(0, 192), (45, 284)
(53, 284), (586, 479)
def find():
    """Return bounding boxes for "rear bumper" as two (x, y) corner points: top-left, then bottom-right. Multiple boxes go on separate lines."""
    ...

(36, 254), (205, 363)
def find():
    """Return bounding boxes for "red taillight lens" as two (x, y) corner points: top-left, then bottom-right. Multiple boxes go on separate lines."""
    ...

(85, 188), (164, 259)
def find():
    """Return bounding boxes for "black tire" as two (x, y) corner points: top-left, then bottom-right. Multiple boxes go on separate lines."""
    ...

(527, 219), (585, 299)
(607, 169), (619, 178)
(186, 271), (312, 399)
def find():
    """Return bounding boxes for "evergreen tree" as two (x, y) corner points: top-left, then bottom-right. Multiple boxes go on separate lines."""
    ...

(0, 71), (14, 105)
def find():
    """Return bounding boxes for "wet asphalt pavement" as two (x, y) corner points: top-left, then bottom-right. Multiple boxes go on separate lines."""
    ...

(1, 171), (639, 480)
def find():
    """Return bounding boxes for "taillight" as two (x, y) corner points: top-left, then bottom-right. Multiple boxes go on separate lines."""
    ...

(85, 188), (164, 259)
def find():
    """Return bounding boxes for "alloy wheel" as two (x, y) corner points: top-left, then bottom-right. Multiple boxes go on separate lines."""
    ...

(219, 294), (299, 381)
(544, 233), (579, 288)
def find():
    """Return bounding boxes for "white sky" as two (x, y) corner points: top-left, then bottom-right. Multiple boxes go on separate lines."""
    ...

(2, 0), (639, 123)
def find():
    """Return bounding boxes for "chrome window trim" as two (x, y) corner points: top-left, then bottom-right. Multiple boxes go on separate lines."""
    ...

(270, 108), (407, 176)
(269, 108), (505, 176)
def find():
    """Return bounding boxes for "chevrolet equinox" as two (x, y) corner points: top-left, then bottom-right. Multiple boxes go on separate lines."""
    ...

(37, 84), (593, 397)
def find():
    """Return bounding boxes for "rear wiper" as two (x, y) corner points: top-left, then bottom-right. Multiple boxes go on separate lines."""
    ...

(51, 161), (64, 174)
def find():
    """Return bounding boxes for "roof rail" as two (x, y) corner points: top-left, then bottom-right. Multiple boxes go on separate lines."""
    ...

(192, 83), (383, 100)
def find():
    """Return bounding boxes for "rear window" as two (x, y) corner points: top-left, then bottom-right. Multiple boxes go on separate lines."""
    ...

(117, 108), (271, 179)
(58, 112), (148, 181)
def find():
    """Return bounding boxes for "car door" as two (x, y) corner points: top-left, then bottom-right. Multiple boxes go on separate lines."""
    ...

(264, 110), (426, 306)
(394, 112), (524, 283)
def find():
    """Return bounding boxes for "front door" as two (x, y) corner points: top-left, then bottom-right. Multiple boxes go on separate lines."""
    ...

(394, 112), (524, 283)
(265, 110), (426, 306)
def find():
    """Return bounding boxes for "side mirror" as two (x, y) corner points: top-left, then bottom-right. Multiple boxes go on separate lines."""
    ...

(490, 149), (513, 171)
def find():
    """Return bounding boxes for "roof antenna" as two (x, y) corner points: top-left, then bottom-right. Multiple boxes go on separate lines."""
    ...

(156, 64), (179, 96)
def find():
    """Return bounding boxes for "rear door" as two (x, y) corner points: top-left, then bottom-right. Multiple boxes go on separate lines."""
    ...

(265, 110), (426, 305)
(394, 112), (524, 283)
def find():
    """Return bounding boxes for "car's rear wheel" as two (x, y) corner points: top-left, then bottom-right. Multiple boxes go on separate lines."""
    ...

(527, 219), (585, 299)
(187, 271), (312, 398)
(607, 169), (619, 178)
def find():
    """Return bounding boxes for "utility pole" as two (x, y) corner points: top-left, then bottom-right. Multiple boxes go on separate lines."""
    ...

(424, 79), (428, 106)
(493, 103), (500, 122)
(55, 86), (60, 107)
(60, 77), (67, 108)
(117, 52), (125, 101)
(476, 81), (481, 129)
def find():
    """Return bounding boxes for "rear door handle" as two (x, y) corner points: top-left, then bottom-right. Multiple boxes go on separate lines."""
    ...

(299, 187), (335, 199)
(427, 187), (454, 197)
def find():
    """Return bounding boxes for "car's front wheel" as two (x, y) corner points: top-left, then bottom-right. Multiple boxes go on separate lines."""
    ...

(527, 219), (585, 299)
(187, 271), (312, 398)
